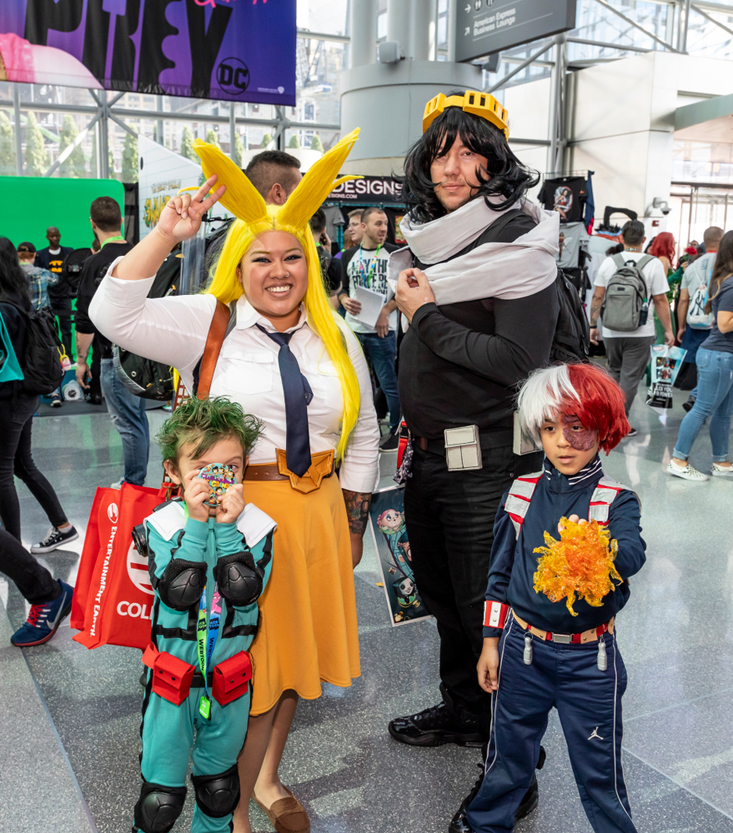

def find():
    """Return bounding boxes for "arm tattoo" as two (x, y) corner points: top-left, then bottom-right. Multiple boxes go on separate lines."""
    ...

(589, 296), (602, 327)
(342, 490), (372, 537)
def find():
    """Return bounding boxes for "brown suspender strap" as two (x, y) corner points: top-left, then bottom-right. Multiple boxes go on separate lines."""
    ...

(196, 300), (231, 400)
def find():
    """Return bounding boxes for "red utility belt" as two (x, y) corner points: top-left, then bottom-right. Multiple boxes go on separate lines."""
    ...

(142, 644), (253, 707)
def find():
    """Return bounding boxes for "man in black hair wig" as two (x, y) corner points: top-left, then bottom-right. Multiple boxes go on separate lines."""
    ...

(389, 91), (560, 832)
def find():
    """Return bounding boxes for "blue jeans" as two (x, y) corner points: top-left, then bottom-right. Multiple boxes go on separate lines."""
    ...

(100, 358), (150, 485)
(357, 331), (401, 432)
(673, 347), (733, 462)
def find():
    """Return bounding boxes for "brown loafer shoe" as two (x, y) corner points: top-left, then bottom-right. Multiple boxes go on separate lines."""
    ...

(254, 786), (310, 833)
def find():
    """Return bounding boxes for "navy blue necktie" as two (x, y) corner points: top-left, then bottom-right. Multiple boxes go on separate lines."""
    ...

(257, 325), (313, 477)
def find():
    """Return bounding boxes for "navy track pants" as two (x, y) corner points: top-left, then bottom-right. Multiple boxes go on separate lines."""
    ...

(466, 618), (637, 833)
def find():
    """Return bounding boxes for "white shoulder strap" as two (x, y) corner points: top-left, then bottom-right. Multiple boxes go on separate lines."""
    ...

(237, 503), (277, 548)
(505, 472), (543, 539)
(589, 475), (634, 526)
(145, 501), (186, 541)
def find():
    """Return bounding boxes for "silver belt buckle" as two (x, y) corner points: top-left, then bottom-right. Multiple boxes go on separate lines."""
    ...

(552, 633), (572, 644)
(444, 425), (482, 471)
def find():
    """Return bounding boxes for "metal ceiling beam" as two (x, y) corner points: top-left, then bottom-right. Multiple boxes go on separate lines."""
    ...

(593, 0), (680, 51)
(486, 40), (555, 94)
(566, 36), (652, 53)
(691, 3), (733, 37)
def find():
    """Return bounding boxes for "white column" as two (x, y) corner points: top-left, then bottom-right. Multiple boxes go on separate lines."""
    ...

(410, 0), (433, 61)
(349, 0), (378, 67)
(387, 0), (412, 56)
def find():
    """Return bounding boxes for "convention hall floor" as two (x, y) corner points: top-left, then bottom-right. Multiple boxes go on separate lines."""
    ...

(2, 385), (733, 833)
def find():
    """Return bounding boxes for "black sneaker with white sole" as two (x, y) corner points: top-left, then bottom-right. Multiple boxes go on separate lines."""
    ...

(31, 525), (79, 554)
(625, 427), (638, 438)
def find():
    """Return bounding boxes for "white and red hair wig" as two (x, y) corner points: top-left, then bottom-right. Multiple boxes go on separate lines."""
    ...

(517, 364), (629, 453)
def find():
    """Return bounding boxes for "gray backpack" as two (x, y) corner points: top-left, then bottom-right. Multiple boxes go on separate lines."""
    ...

(600, 253), (652, 332)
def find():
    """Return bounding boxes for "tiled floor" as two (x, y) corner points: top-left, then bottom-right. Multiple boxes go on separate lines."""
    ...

(2, 387), (733, 833)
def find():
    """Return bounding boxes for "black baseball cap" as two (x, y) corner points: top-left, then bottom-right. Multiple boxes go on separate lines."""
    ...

(17, 242), (36, 253)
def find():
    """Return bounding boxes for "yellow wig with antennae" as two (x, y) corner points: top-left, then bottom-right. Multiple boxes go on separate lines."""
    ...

(194, 130), (362, 461)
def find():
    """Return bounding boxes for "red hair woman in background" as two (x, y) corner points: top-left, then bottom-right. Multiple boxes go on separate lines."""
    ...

(650, 232), (676, 275)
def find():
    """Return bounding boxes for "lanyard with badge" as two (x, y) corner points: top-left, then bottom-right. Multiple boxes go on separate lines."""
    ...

(196, 579), (222, 720)
(357, 243), (382, 288)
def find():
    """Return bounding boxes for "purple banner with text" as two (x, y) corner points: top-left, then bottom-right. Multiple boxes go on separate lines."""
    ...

(0, 0), (296, 105)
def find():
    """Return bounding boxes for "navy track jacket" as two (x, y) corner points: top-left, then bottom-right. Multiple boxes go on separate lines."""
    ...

(484, 456), (646, 638)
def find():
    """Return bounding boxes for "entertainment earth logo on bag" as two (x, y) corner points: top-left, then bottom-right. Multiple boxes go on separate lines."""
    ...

(88, 517), (118, 638)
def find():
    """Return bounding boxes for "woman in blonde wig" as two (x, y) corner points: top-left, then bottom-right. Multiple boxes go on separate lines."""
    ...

(90, 131), (380, 833)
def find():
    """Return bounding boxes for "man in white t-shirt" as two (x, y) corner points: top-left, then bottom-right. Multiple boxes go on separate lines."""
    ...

(589, 220), (674, 435)
(338, 207), (400, 449)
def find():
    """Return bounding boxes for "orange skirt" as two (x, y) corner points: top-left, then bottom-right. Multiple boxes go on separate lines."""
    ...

(242, 474), (361, 716)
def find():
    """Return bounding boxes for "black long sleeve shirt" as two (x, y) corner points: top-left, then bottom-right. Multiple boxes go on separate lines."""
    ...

(399, 212), (559, 439)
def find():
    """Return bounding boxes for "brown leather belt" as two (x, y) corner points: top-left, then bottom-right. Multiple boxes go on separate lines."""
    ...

(243, 455), (335, 483)
(512, 610), (614, 644)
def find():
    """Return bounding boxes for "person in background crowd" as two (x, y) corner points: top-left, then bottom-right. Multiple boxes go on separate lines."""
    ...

(388, 92), (560, 832)
(335, 209), (364, 261)
(338, 206), (401, 450)
(17, 241), (58, 311)
(676, 226), (723, 412)
(590, 219), (674, 436)
(668, 230), (733, 481)
(1, 527), (74, 647)
(244, 149), (302, 205)
(74, 197), (145, 487)
(35, 226), (73, 358)
(650, 231), (675, 275)
(310, 207), (343, 307)
(0, 237), (78, 552)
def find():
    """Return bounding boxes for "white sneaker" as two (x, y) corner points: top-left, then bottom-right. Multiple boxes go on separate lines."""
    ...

(711, 463), (733, 477)
(667, 461), (708, 481)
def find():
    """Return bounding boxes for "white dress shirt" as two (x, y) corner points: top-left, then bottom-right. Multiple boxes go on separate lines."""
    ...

(89, 258), (380, 493)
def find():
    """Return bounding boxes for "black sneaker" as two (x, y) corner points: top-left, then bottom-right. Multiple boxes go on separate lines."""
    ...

(625, 427), (638, 438)
(31, 525), (79, 554)
(50, 390), (62, 408)
(388, 702), (483, 748)
(379, 430), (400, 452)
(683, 397), (695, 413)
(449, 756), (543, 833)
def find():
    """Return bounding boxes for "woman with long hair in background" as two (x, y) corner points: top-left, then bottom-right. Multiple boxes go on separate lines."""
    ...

(668, 230), (733, 480)
(0, 237), (77, 550)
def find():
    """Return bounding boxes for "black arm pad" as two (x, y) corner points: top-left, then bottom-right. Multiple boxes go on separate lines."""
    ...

(158, 559), (207, 611)
(214, 551), (263, 607)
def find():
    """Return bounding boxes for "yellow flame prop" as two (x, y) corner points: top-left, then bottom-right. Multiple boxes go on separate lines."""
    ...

(533, 519), (622, 616)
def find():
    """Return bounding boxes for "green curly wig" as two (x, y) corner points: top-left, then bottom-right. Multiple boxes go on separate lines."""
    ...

(157, 396), (263, 464)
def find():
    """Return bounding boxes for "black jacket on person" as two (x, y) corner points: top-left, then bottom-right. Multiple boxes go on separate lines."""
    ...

(399, 211), (559, 439)
(75, 241), (133, 359)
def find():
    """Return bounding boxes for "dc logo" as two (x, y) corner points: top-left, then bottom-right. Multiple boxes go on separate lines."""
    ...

(127, 543), (154, 596)
(107, 503), (119, 524)
(216, 57), (250, 95)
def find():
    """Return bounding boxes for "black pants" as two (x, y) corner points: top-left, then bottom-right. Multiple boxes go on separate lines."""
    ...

(0, 393), (67, 540)
(0, 527), (60, 604)
(404, 441), (542, 732)
(89, 334), (103, 399)
(50, 295), (73, 358)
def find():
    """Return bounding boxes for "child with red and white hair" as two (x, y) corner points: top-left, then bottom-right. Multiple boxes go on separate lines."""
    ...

(460, 363), (646, 833)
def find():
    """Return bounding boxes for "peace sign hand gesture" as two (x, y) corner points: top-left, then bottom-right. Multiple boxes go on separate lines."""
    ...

(156, 175), (227, 245)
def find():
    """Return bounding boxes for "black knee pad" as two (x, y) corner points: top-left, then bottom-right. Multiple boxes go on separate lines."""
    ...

(158, 559), (206, 611)
(191, 764), (240, 818)
(214, 552), (263, 606)
(133, 780), (186, 833)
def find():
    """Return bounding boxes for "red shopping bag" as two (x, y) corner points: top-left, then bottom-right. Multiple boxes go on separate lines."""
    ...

(72, 483), (166, 650)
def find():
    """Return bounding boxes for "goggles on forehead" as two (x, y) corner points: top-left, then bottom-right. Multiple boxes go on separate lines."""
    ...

(422, 91), (509, 140)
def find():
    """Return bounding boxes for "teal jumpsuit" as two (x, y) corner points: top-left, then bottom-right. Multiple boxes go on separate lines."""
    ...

(133, 499), (276, 833)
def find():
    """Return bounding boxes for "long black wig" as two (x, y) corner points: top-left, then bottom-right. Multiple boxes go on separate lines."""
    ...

(402, 102), (539, 224)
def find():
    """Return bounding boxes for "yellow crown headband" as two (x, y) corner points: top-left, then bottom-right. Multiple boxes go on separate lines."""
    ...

(422, 91), (509, 140)
(193, 129), (361, 232)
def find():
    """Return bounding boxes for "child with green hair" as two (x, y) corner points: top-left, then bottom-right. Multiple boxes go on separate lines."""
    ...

(132, 396), (276, 833)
